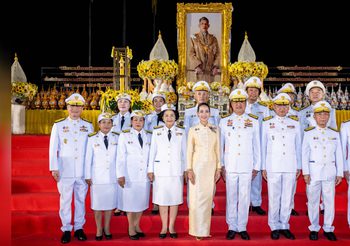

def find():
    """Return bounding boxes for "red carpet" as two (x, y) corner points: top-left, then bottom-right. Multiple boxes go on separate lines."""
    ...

(12, 135), (350, 245)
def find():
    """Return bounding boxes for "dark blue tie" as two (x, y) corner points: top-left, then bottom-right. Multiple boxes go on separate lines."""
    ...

(104, 135), (108, 149)
(121, 116), (125, 129)
(138, 133), (143, 148)
(168, 129), (171, 141)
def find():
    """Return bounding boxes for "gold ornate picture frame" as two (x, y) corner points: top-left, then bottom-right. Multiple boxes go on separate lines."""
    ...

(176, 2), (233, 87)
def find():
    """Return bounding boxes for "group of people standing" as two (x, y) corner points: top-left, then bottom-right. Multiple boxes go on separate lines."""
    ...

(49, 77), (349, 243)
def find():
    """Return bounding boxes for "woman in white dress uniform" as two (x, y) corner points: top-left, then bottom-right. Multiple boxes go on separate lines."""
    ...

(116, 110), (152, 240)
(148, 104), (186, 239)
(85, 112), (118, 241)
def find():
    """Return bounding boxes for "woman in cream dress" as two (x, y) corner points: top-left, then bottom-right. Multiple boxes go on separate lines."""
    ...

(187, 102), (221, 240)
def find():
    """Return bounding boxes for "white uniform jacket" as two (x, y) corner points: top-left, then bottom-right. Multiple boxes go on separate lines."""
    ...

(116, 128), (152, 182)
(220, 113), (261, 173)
(302, 126), (344, 180)
(49, 117), (93, 178)
(111, 112), (131, 133)
(85, 131), (119, 184)
(184, 105), (220, 134)
(148, 125), (187, 176)
(261, 115), (302, 173)
(145, 111), (165, 131)
(245, 101), (270, 124)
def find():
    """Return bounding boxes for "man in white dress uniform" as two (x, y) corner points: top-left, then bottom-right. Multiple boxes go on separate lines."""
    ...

(49, 93), (94, 244)
(220, 89), (261, 240)
(244, 76), (270, 215)
(302, 101), (343, 241)
(261, 93), (301, 240)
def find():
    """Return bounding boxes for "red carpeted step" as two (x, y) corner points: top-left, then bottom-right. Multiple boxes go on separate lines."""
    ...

(12, 160), (49, 176)
(12, 147), (49, 160)
(12, 176), (56, 193)
(12, 135), (50, 148)
(11, 190), (348, 212)
(12, 211), (350, 236)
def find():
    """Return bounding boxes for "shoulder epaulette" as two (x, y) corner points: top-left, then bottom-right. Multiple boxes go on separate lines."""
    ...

(145, 130), (153, 134)
(263, 116), (273, 121)
(176, 124), (185, 129)
(248, 113), (259, 120)
(55, 117), (66, 123)
(288, 115), (299, 121)
(291, 105), (300, 112)
(211, 105), (218, 109)
(185, 105), (195, 109)
(81, 118), (92, 124)
(88, 132), (97, 137)
(112, 131), (120, 135)
(304, 126), (315, 132)
(258, 101), (268, 107)
(328, 126), (339, 132)
(112, 113), (117, 117)
(342, 119), (350, 124)
(153, 125), (164, 129)
(122, 129), (130, 133)
(221, 114), (230, 119)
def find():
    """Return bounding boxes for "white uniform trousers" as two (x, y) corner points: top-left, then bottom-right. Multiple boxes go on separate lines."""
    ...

(267, 172), (295, 231)
(307, 180), (335, 232)
(226, 172), (252, 232)
(250, 171), (262, 206)
(291, 179), (297, 209)
(57, 177), (88, 232)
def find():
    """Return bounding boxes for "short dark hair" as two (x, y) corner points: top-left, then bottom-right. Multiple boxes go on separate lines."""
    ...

(158, 109), (180, 123)
(199, 17), (209, 23)
(197, 102), (210, 112)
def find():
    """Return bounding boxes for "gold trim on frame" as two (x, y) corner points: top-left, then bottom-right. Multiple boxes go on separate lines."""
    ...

(176, 2), (233, 87)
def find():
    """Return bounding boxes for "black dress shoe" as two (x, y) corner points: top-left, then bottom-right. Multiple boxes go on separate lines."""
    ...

(95, 235), (103, 241)
(136, 231), (145, 237)
(239, 231), (250, 240)
(251, 206), (266, 215)
(279, 229), (295, 240)
(324, 231), (337, 241)
(271, 230), (280, 240)
(309, 231), (318, 240)
(151, 209), (159, 215)
(226, 230), (236, 240)
(159, 233), (167, 239)
(74, 229), (87, 241)
(290, 209), (299, 216)
(103, 230), (112, 240)
(61, 231), (71, 244)
(169, 232), (178, 238)
(320, 209), (324, 215)
(129, 233), (139, 240)
(211, 208), (214, 215)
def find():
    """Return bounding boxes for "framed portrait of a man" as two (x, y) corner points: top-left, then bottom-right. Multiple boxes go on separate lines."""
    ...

(176, 3), (233, 87)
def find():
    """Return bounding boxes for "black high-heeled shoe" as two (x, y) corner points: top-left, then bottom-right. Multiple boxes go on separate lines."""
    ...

(169, 232), (178, 238)
(159, 233), (167, 239)
(95, 235), (103, 241)
(136, 231), (145, 237)
(103, 229), (112, 240)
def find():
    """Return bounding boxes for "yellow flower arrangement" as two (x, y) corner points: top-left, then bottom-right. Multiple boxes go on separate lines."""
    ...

(137, 60), (178, 80)
(177, 85), (187, 94)
(99, 88), (154, 114)
(12, 81), (38, 103)
(221, 85), (231, 95)
(210, 81), (221, 91)
(186, 81), (195, 91)
(229, 61), (268, 81)
(165, 92), (178, 104)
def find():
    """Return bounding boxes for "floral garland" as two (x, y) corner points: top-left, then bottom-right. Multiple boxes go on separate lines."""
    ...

(99, 88), (154, 114)
(137, 59), (178, 80)
(12, 81), (38, 103)
(229, 61), (268, 81)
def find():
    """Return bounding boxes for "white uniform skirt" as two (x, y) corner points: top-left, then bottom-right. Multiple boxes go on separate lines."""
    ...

(117, 181), (150, 212)
(90, 184), (117, 211)
(153, 176), (183, 206)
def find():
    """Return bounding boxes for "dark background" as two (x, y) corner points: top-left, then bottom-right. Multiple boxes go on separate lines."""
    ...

(2, 0), (350, 83)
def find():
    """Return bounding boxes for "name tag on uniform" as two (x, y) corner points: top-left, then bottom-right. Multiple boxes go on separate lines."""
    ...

(287, 125), (295, 129)
(155, 160), (160, 162)
(127, 141), (133, 144)
(313, 137), (319, 140)
(328, 137), (336, 140)
(309, 160), (315, 163)
(111, 142), (117, 145)
(195, 128), (200, 131)
(94, 144), (100, 147)
(176, 132), (183, 136)
(80, 126), (88, 132)
(157, 132), (162, 136)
